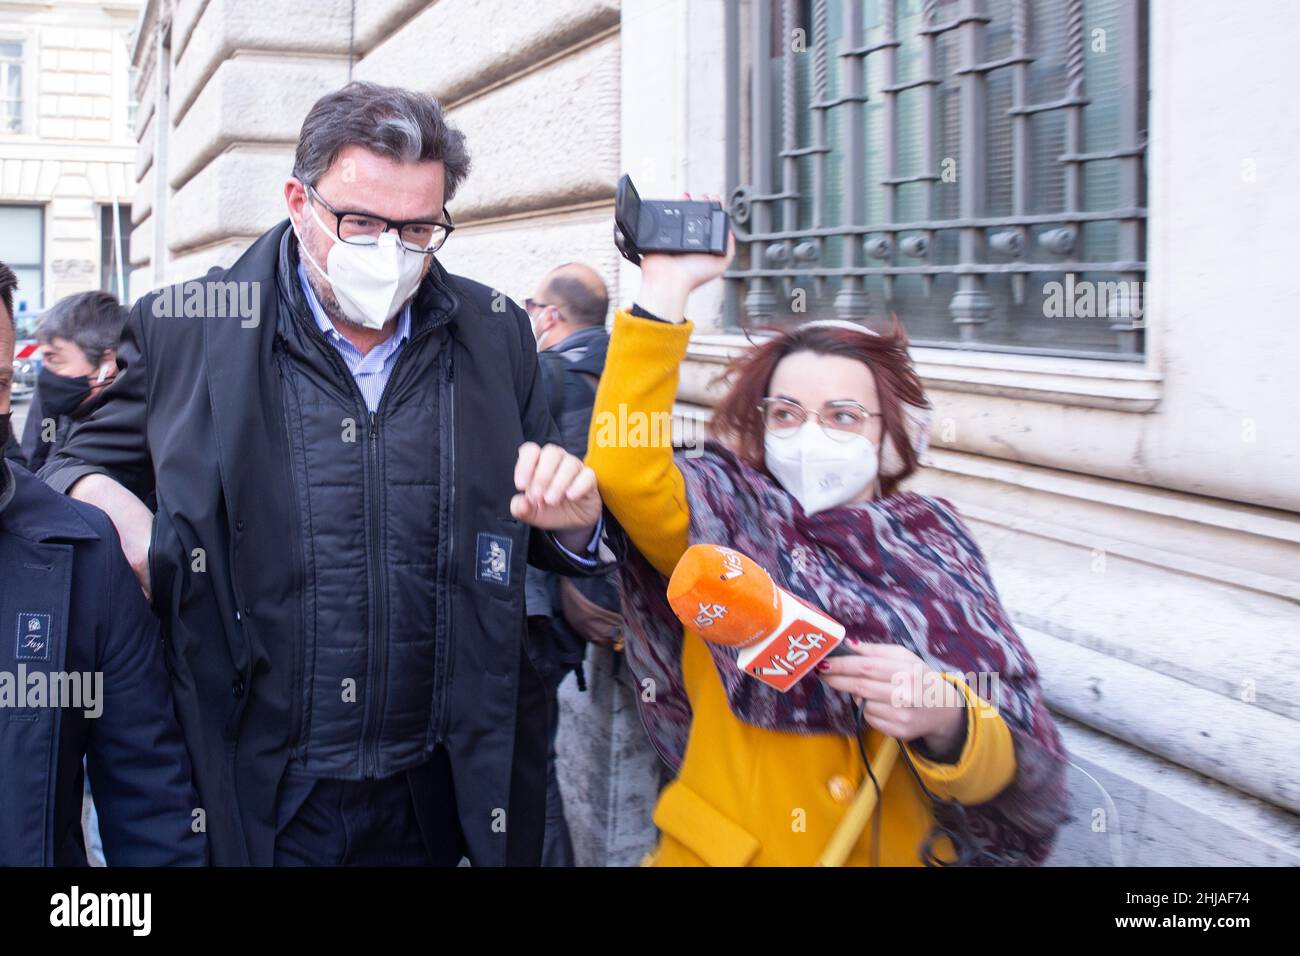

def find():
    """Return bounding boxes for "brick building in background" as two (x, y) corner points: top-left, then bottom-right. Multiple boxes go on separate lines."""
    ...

(127, 0), (1299, 867)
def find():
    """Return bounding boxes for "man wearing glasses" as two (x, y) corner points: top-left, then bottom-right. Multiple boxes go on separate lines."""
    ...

(39, 81), (622, 866)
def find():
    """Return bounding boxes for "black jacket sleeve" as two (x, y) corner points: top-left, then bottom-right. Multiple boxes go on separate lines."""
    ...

(38, 298), (154, 501)
(86, 515), (207, 866)
(1, 428), (24, 467)
(19, 382), (43, 470)
(509, 303), (625, 577)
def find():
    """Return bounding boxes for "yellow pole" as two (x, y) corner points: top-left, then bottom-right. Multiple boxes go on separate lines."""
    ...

(816, 735), (902, 867)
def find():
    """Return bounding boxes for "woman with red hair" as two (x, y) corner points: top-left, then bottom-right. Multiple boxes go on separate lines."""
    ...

(573, 198), (1068, 866)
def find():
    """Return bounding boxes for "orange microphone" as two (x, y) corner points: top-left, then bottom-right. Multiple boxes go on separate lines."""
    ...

(667, 544), (845, 692)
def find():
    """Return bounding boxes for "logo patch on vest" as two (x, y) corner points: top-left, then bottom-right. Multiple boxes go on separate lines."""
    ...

(476, 533), (513, 586)
(16, 612), (52, 662)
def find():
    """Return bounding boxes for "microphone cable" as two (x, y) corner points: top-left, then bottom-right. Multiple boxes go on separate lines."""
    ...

(852, 699), (884, 869)
(853, 697), (1021, 867)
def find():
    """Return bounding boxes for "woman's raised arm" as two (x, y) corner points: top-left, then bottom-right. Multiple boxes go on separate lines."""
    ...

(585, 310), (694, 577)
(586, 195), (735, 577)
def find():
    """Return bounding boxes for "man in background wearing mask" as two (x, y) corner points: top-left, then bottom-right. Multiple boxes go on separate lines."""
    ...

(39, 82), (622, 866)
(21, 290), (125, 474)
(523, 263), (614, 866)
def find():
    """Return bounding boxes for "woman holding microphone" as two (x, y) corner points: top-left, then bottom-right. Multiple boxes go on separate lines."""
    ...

(576, 196), (1068, 866)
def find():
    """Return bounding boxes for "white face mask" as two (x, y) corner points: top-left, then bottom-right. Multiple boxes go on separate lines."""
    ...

(295, 198), (428, 330)
(531, 309), (552, 351)
(764, 422), (880, 515)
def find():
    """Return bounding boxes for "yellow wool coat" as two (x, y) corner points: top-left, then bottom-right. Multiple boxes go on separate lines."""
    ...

(585, 309), (1019, 866)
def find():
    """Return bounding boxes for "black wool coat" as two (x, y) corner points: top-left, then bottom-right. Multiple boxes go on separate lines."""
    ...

(41, 220), (623, 865)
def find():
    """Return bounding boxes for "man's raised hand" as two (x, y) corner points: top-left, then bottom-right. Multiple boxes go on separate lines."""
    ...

(511, 441), (602, 539)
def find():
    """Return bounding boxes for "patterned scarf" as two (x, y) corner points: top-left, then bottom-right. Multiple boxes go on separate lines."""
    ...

(619, 441), (1069, 865)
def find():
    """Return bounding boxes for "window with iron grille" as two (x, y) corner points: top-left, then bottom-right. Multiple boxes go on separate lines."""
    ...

(724, 0), (1148, 360)
(0, 205), (45, 313)
(0, 39), (24, 134)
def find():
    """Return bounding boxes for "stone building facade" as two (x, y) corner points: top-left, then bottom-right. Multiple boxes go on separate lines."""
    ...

(126, 0), (1300, 867)
(0, 0), (140, 316)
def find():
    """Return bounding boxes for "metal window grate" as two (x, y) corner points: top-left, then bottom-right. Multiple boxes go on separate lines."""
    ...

(723, 0), (1148, 360)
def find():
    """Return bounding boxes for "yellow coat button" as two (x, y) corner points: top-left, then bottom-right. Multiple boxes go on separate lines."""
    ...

(827, 775), (855, 803)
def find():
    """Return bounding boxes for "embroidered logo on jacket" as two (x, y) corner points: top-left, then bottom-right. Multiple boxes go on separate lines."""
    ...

(16, 612), (52, 662)
(476, 533), (513, 586)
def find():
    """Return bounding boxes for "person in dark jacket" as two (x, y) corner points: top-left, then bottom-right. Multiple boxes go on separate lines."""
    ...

(21, 290), (125, 474)
(523, 263), (614, 866)
(39, 82), (622, 867)
(1, 419), (22, 465)
(0, 260), (205, 866)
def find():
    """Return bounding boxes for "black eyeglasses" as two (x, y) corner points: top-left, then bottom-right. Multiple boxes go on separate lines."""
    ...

(306, 183), (455, 253)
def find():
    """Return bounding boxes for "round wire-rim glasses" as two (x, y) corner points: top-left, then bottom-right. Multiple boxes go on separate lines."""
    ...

(757, 397), (882, 442)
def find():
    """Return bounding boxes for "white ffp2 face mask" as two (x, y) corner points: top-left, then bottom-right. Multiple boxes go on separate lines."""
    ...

(764, 422), (880, 515)
(295, 200), (428, 330)
(531, 310), (552, 351)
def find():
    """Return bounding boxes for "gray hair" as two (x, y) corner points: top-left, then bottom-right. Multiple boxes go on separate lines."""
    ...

(36, 290), (127, 365)
(292, 81), (471, 202)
